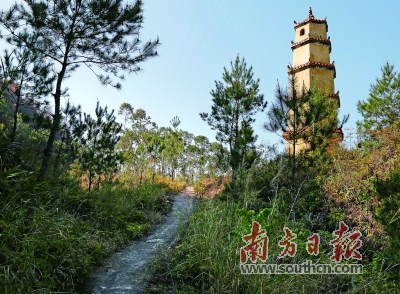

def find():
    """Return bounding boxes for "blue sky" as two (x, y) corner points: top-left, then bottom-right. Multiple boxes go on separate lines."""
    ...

(1, 1), (400, 149)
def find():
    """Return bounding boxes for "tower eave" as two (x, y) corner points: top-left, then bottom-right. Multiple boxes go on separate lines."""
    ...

(291, 37), (331, 50)
(294, 7), (328, 30)
(294, 18), (327, 29)
(288, 61), (336, 75)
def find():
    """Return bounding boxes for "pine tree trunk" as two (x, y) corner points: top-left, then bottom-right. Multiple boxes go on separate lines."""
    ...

(88, 173), (92, 192)
(10, 99), (20, 142)
(53, 137), (65, 177)
(38, 98), (61, 180)
(231, 168), (238, 200)
(38, 21), (75, 180)
(10, 78), (24, 142)
(37, 61), (68, 180)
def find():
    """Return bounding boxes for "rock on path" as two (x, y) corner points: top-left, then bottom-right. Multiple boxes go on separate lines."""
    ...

(89, 194), (195, 294)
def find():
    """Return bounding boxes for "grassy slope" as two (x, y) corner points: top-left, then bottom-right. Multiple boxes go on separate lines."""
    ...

(146, 197), (398, 293)
(0, 171), (176, 293)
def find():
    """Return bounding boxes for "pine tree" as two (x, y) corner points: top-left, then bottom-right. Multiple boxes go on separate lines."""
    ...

(53, 101), (81, 177)
(357, 62), (400, 133)
(200, 55), (266, 199)
(0, 0), (159, 179)
(265, 75), (347, 221)
(265, 75), (345, 166)
(73, 101), (122, 191)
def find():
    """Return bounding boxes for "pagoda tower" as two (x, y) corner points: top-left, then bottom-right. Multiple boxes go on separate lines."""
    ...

(285, 8), (342, 154)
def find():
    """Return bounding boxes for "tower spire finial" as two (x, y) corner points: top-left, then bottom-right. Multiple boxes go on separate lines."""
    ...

(309, 7), (314, 18)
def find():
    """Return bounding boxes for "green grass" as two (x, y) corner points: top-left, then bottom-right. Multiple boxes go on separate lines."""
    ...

(0, 171), (174, 293)
(146, 197), (399, 293)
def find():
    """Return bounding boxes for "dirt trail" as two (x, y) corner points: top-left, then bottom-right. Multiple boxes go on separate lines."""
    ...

(88, 193), (195, 293)
(183, 186), (195, 196)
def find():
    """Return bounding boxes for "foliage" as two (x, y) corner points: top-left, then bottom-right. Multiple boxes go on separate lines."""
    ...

(0, 94), (11, 132)
(264, 75), (347, 221)
(0, 45), (54, 142)
(357, 62), (400, 134)
(265, 75), (346, 160)
(200, 55), (267, 197)
(153, 175), (185, 193)
(163, 117), (184, 182)
(0, 98), (49, 170)
(193, 177), (228, 198)
(117, 103), (226, 186)
(0, 0), (160, 179)
(118, 105), (159, 185)
(375, 169), (400, 282)
(0, 170), (172, 293)
(322, 123), (400, 282)
(147, 178), (399, 293)
(52, 101), (82, 177)
(146, 63), (400, 291)
(72, 101), (122, 191)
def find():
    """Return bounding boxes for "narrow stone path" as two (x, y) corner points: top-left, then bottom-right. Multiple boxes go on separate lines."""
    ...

(89, 193), (195, 294)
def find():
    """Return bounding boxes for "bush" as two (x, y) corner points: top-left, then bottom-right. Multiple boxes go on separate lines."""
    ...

(154, 175), (185, 193)
(193, 177), (227, 198)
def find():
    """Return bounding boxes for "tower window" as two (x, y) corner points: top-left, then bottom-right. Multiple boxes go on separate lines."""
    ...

(300, 28), (305, 36)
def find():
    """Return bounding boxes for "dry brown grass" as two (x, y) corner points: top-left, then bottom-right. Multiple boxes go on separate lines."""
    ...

(193, 177), (229, 199)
